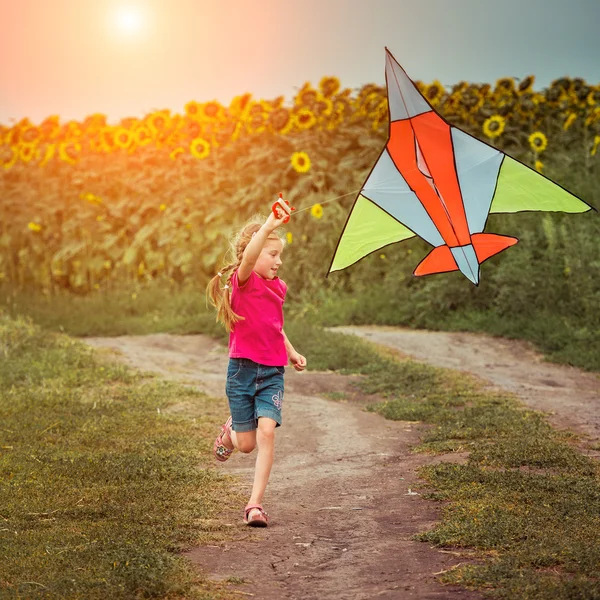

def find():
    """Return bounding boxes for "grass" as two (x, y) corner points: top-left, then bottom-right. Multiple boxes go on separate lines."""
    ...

(0, 282), (226, 340)
(344, 349), (600, 598)
(0, 313), (242, 599)
(2, 285), (600, 598)
(285, 320), (600, 596)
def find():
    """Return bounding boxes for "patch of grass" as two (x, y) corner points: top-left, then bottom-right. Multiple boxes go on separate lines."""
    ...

(0, 313), (239, 599)
(0, 282), (227, 340)
(322, 391), (348, 402)
(284, 322), (600, 599)
(417, 466), (600, 599)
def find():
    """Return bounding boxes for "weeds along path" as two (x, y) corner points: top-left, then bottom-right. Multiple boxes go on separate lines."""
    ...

(84, 333), (482, 600)
(334, 326), (600, 449)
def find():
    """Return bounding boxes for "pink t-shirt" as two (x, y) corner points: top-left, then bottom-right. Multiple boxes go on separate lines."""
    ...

(228, 269), (288, 366)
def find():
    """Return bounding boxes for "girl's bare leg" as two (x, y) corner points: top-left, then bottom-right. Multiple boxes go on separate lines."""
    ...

(229, 429), (255, 453)
(248, 417), (277, 512)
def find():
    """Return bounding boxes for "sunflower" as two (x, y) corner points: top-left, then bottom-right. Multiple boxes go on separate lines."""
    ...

(147, 111), (172, 136)
(190, 137), (210, 159)
(360, 92), (385, 117)
(266, 96), (285, 110)
(59, 141), (81, 164)
(495, 77), (516, 94)
(424, 80), (445, 106)
(462, 88), (485, 113)
(180, 118), (202, 139)
(591, 135), (600, 157)
(441, 93), (461, 115)
(114, 127), (133, 149)
(99, 127), (116, 152)
(286, 232), (293, 244)
(268, 107), (293, 134)
(185, 101), (202, 119)
(293, 108), (317, 130)
(295, 83), (318, 108)
(170, 147), (185, 160)
(518, 75), (535, 94)
(528, 132), (548, 153)
(535, 160), (544, 172)
(82, 113), (107, 133)
(313, 97), (334, 118)
(63, 121), (83, 139)
(1, 145), (18, 170)
(319, 76), (341, 98)
(310, 204), (323, 219)
(587, 88), (600, 107)
(39, 143), (56, 167)
(479, 83), (492, 96)
(451, 81), (468, 94)
(325, 110), (345, 131)
(482, 115), (506, 139)
(21, 126), (41, 144)
(563, 112), (577, 131)
(119, 117), (139, 130)
(551, 77), (572, 93)
(291, 151), (311, 173)
(545, 86), (568, 108)
(585, 107), (600, 127)
(245, 112), (268, 135)
(28, 222), (42, 232)
(39, 115), (61, 140)
(201, 101), (225, 121)
(229, 93), (253, 117)
(19, 143), (38, 163)
(134, 126), (153, 146)
(213, 121), (242, 146)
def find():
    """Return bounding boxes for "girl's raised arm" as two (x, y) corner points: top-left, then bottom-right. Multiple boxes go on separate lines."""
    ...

(237, 203), (290, 285)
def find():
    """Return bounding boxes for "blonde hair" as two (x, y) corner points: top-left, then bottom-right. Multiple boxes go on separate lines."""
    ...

(206, 217), (284, 332)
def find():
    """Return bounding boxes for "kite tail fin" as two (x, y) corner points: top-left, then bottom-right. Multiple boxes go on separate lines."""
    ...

(414, 234), (518, 284)
(414, 245), (458, 277)
(471, 233), (518, 262)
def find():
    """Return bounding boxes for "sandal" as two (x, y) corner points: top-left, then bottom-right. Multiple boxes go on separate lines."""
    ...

(244, 504), (269, 527)
(213, 416), (234, 462)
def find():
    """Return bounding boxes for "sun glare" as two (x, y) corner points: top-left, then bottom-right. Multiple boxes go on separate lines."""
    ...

(115, 6), (143, 35)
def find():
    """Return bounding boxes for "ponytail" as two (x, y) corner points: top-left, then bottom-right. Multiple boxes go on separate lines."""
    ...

(206, 263), (243, 332)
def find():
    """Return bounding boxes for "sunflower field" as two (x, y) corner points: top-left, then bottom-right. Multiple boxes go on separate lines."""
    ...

(1, 75), (599, 367)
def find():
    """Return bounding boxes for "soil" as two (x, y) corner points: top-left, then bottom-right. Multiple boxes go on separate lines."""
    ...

(83, 326), (600, 599)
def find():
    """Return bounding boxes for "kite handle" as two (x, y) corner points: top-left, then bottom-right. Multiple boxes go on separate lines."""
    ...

(272, 192), (295, 223)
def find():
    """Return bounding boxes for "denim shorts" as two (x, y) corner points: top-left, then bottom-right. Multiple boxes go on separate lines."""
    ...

(225, 358), (285, 432)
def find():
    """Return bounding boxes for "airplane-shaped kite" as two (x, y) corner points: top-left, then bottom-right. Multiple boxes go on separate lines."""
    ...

(327, 48), (594, 285)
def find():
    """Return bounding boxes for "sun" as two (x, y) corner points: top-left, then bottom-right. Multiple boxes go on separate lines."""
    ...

(114, 6), (144, 35)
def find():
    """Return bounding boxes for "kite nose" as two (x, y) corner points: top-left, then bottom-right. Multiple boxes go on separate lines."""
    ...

(451, 244), (480, 285)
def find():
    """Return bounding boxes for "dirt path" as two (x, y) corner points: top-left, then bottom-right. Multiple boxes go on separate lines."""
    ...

(334, 326), (600, 448)
(84, 333), (482, 600)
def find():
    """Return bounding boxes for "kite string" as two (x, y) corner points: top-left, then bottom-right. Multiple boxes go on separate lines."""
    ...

(287, 188), (362, 215)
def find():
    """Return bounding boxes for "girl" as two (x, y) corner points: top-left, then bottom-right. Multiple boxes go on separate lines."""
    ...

(206, 201), (307, 527)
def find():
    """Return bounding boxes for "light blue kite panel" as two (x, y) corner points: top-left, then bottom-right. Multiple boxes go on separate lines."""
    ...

(451, 244), (480, 285)
(385, 50), (431, 122)
(451, 128), (503, 233)
(361, 149), (445, 248)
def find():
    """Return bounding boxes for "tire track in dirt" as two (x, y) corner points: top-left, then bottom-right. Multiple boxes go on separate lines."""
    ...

(84, 333), (482, 600)
(335, 326), (600, 450)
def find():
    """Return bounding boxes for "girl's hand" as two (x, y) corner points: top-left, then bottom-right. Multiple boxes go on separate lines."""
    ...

(289, 351), (307, 372)
(266, 200), (291, 230)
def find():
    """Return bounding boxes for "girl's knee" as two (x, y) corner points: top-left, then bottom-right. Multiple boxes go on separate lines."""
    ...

(235, 430), (256, 453)
(257, 421), (276, 443)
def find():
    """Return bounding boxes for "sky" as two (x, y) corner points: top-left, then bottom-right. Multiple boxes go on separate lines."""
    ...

(1, 0), (599, 125)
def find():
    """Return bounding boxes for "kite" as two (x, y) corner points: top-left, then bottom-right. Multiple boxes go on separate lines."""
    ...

(327, 48), (594, 285)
